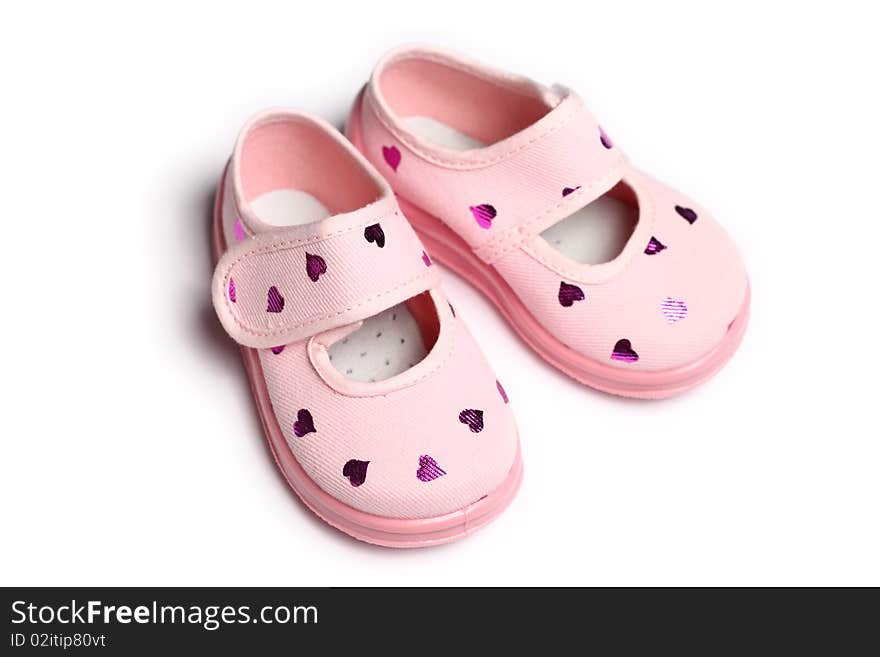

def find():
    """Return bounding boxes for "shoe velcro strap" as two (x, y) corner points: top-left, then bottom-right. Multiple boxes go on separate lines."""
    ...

(212, 200), (438, 349)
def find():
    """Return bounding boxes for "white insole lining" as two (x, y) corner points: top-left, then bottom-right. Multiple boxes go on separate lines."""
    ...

(251, 189), (333, 226)
(251, 189), (429, 382)
(404, 115), (638, 265)
(404, 116), (486, 150)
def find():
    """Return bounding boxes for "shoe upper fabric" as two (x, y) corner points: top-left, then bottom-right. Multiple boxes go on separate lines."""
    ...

(353, 47), (748, 372)
(213, 110), (519, 519)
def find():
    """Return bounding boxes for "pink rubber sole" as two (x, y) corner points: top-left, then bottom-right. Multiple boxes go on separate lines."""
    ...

(211, 171), (523, 548)
(346, 92), (750, 399)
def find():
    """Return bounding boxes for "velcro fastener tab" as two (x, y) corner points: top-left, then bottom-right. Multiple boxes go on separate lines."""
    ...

(212, 201), (439, 349)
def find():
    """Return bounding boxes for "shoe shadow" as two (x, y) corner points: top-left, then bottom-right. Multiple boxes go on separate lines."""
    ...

(192, 182), (242, 373)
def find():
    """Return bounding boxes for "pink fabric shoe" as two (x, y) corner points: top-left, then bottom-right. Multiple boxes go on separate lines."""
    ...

(211, 110), (521, 547)
(347, 47), (750, 398)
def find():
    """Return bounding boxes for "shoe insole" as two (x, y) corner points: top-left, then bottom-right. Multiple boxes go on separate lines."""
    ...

(540, 196), (637, 264)
(404, 116), (486, 150)
(251, 189), (333, 226)
(251, 188), (429, 381)
(404, 115), (638, 265)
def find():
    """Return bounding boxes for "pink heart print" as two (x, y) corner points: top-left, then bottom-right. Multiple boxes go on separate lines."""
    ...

(416, 455), (447, 482)
(266, 286), (285, 313)
(469, 204), (496, 229)
(382, 145), (401, 172)
(675, 205), (698, 224)
(293, 409), (315, 437)
(661, 297), (688, 324)
(458, 409), (484, 433)
(558, 281), (585, 307)
(342, 459), (369, 487)
(228, 278), (236, 303)
(363, 223), (385, 248)
(644, 236), (667, 255)
(233, 218), (246, 242)
(611, 339), (639, 363)
(305, 253), (327, 282)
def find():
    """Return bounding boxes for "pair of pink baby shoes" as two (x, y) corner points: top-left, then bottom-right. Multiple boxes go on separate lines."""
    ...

(211, 46), (750, 547)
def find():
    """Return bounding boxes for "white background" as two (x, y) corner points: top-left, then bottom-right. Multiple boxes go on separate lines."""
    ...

(2, 1), (878, 586)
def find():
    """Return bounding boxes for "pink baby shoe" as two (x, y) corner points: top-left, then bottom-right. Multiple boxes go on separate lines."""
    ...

(347, 47), (750, 398)
(211, 110), (521, 547)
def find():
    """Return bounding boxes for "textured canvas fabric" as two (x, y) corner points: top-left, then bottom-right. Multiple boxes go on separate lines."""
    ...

(351, 47), (749, 375)
(212, 109), (520, 520)
(214, 197), (438, 349)
(258, 305), (517, 519)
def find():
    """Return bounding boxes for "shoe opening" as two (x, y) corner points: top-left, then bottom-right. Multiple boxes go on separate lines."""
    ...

(239, 115), (382, 225)
(379, 54), (553, 147)
(327, 292), (440, 383)
(540, 181), (639, 265)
